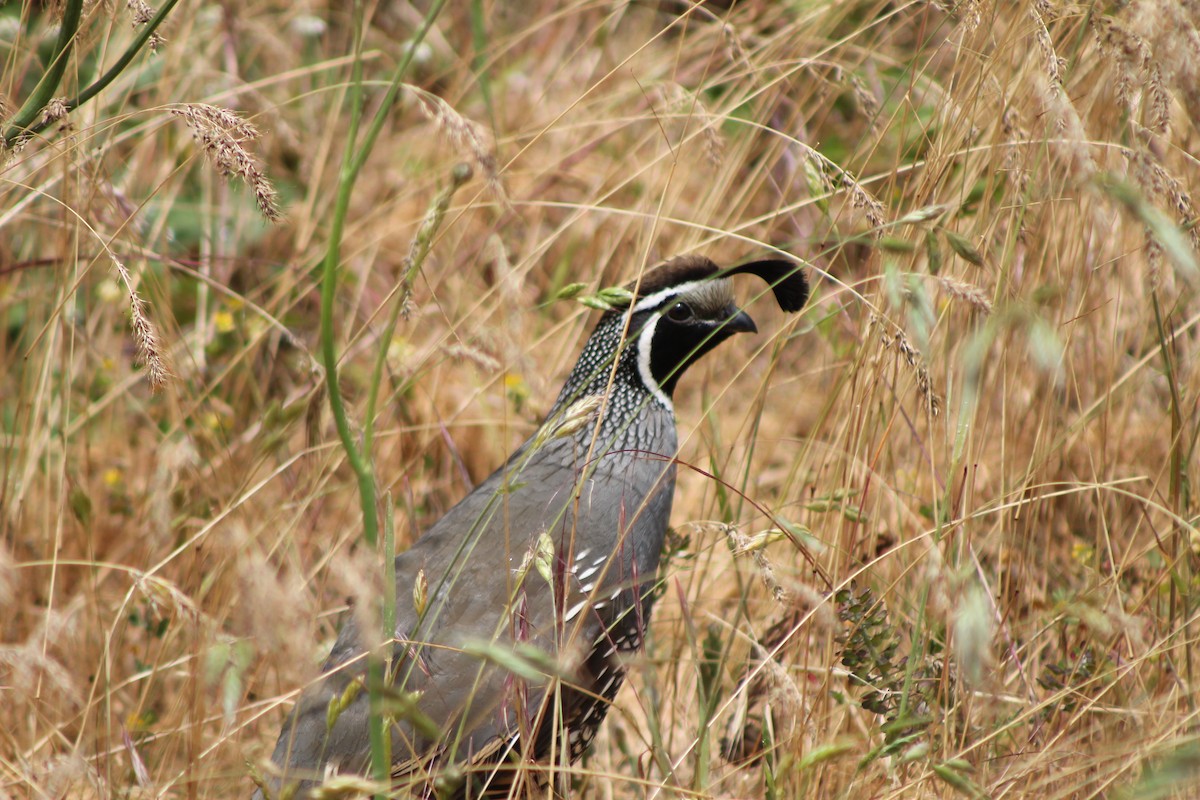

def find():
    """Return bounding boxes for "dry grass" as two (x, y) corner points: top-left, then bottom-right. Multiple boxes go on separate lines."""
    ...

(2, 0), (1200, 798)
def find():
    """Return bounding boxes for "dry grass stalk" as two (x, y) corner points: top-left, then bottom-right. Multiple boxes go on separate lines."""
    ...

(870, 314), (942, 416)
(439, 342), (499, 372)
(662, 83), (725, 167)
(170, 103), (282, 221)
(0, 542), (14, 610)
(1029, 5), (1097, 177)
(930, 0), (982, 30)
(1091, 15), (1152, 119)
(804, 148), (886, 233)
(409, 88), (507, 205)
(720, 22), (755, 76)
(724, 524), (790, 604)
(750, 641), (804, 740)
(1124, 146), (1200, 289)
(0, 643), (81, 706)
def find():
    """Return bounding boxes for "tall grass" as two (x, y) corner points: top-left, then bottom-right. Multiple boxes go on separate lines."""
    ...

(2, 1), (1199, 798)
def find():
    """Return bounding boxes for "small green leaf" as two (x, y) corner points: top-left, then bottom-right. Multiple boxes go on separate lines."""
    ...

(578, 294), (616, 311)
(68, 485), (92, 526)
(1026, 315), (1064, 375)
(942, 228), (984, 266)
(413, 568), (428, 617)
(595, 286), (634, 306)
(1097, 173), (1199, 283)
(460, 639), (567, 682)
(877, 236), (916, 252)
(932, 761), (990, 799)
(897, 204), (950, 225)
(803, 157), (830, 214)
(925, 229), (942, 274)
(221, 666), (242, 726)
(378, 686), (439, 741)
(327, 678), (364, 732)
(533, 531), (554, 585)
(796, 738), (856, 770)
(555, 282), (588, 300)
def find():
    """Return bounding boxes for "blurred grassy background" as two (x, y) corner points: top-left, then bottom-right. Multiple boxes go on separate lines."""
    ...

(2, 1), (1199, 797)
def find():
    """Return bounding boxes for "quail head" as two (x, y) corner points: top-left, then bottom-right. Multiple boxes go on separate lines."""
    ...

(256, 254), (808, 798)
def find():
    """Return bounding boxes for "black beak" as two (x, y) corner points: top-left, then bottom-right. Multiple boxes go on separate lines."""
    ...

(724, 309), (757, 335)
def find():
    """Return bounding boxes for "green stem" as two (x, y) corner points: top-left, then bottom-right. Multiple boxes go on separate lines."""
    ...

(3, 0), (84, 145)
(317, 1), (449, 795)
(321, 0), (374, 541)
(4, 0), (180, 148)
(74, 0), (181, 111)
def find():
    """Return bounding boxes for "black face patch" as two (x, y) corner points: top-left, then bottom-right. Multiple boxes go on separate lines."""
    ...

(646, 302), (750, 397)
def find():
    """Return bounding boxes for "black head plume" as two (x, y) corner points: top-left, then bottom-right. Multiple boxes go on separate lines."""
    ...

(618, 254), (809, 314)
(723, 258), (809, 312)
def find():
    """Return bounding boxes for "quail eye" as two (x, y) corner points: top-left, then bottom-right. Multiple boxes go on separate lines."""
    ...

(666, 301), (694, 322)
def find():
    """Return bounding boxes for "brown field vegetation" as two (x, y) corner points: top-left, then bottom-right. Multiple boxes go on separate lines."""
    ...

(3, 1), (1200, 798)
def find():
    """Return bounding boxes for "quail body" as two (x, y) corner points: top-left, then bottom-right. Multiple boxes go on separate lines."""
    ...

(257, 254), (807, 798)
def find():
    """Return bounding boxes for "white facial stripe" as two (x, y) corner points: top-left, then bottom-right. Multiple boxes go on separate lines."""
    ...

(630, 281), (708, 313)
(636, 315), (673, 411)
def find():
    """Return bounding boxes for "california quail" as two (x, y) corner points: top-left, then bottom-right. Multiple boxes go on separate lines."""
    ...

(256, 254), (808, 798)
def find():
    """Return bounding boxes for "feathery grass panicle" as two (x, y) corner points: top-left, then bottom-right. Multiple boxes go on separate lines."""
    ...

(1091, 15), (1152, 118)
(170, 103), (282, 221)
(39, 97), (69, 128)
(848, 74), (879, 130)
(125, 0), (163, 54)
(127, 0), (155, 25)
(929, 0), (982, 30)
(110, 257), (170, 392)
(1124, 148), (1200, 249)
(1030, 4), (1098, 178)
(1000, 102), (1032, 197)
(935, 275), (993, 315)
(439, 342), (499, 373)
